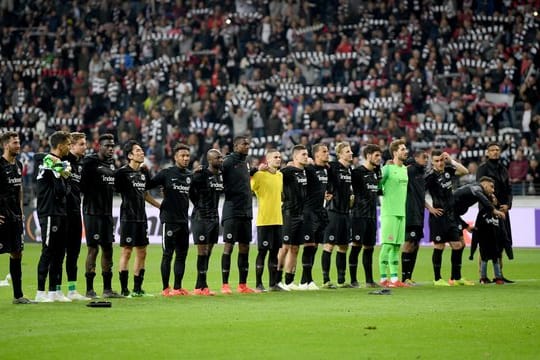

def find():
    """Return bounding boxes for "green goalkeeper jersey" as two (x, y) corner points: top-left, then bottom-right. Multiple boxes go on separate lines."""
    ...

(380, 163), (408, 217)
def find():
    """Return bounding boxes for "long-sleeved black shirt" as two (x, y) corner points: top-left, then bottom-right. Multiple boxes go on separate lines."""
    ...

(222, 152), (252, 222)
(351, 165), (379, 219)
(304, 164), (328, 212)
(36, 154), (68, 217)
(190, 168), (223, 221)
(0, 157), (22, 221)
(281, 165), (307, 217)
(147, 165), (192, 224)
(114, 165), (149, 222)
(80, 154), (115, 216)
(453, 183), (494, 216)
(406, 161), (426, 227)
(476, 159), (512, 208)
(326, 161), (352, 214)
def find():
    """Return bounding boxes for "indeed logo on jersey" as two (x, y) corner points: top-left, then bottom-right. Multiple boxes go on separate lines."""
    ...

(297, 176), (307, 185)
(439, 180), (452, 189)
(102, 175), (115, 184)
(366, 183), (378, 192)
(172, 183), (190, 193)
(210, 181), (224, 191)
(71, 172), (82, 182)
(132, 181), (147, 190)
(339, 173), (351, 182)
(7, 177), (22, 185)
(317, 175), (328, 183)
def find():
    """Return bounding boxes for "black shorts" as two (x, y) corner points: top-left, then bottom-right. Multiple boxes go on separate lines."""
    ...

(222, 218), (252, 244)
(84, 215), (115, 246)
(191, 219), (219, 245)
(429, 215), (460, 243)
(282, 215), (304, 246)
(39, 216), (68, 251)
(324, 211), (350, 245)
(257, 225), (282, 250)
(162, 223), (189, 250)
(405, 225), (424, 243)
(0, 221), (23, 254)
(120, 221), (149, 247)
(350, 217), (377, 246)
(302, 209), (327, 244)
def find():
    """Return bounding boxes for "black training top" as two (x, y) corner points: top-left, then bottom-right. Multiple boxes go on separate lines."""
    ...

(36, 154), (68, 217)
(406, 161), (426, 227)
(453, 183), (494, 216)
(281, 165), (307, 217)
(190, 167), (223, 221)
(80, 154), (115, 216)
(114, 165), (149, 222)
(147, 165), (192, 224)
(476, 159), (512, 208)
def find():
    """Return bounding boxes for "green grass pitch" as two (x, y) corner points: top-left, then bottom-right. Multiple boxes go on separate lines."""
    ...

(1, 244), (539, 359)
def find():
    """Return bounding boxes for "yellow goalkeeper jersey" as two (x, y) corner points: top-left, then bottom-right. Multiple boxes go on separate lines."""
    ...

(251, 170), (283, 226)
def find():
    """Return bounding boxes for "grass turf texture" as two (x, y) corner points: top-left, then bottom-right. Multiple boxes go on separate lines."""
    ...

(1, 244), (539, 359)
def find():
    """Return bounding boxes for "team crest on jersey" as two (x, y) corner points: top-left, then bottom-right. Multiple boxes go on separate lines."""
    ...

(141, 174), (146, 181)
(17, 167), (21, 175)
(329, 235), (335, 241)
(167, 230), (173, 237)
(186, 177), (191, 184)
(445, 173), (450, 179)
(283, 235), (289, 241)
(52, 226), (58, 232)
(110, 164), (115, 170)
(126, 237), (132, 243)
(78, 165), (83, 173)
(226, 233), (232, 239)
(199, 235), (205, 241)
(262, 241), (269, 246)
(304, 235), (310, 240)
(355, 235), (361, 240)
(94, 234), (100, 240)
(411, 231), (416, 237)
(436, 236), (441, 241)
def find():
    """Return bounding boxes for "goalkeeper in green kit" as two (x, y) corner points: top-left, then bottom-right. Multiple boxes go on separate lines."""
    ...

(378, 139), (410, 288)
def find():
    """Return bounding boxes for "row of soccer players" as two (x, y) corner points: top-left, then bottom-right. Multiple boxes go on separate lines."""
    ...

(0, 131), (511, 303)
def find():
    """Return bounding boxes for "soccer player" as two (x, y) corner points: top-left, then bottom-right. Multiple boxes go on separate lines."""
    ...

(0, 131), (33, 304)
(147, 143), (192, 296)
(278, 145), (309, 290)
(80, 133), (123, 299)
(63, 132), (90, 300)
(190, 149), (224, 295)
(321, 142), (353, 289)
(453, 177), (505, 284)
(401, 150), (429, 285)
(221, 136), (256, 294)
(350, 144), (382, 288)
(425, 150), (471, 286)
(115, 140), (160, 297)
(476, 142), (514, 283)
(35, 131), (72, 302)
(251, 148), (283, 292)
(299, 143), (330, 290)
(378, 139), (409, 288)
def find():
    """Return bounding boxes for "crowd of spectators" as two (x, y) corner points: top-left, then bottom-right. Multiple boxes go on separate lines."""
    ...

(0, 0), (539, 200)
